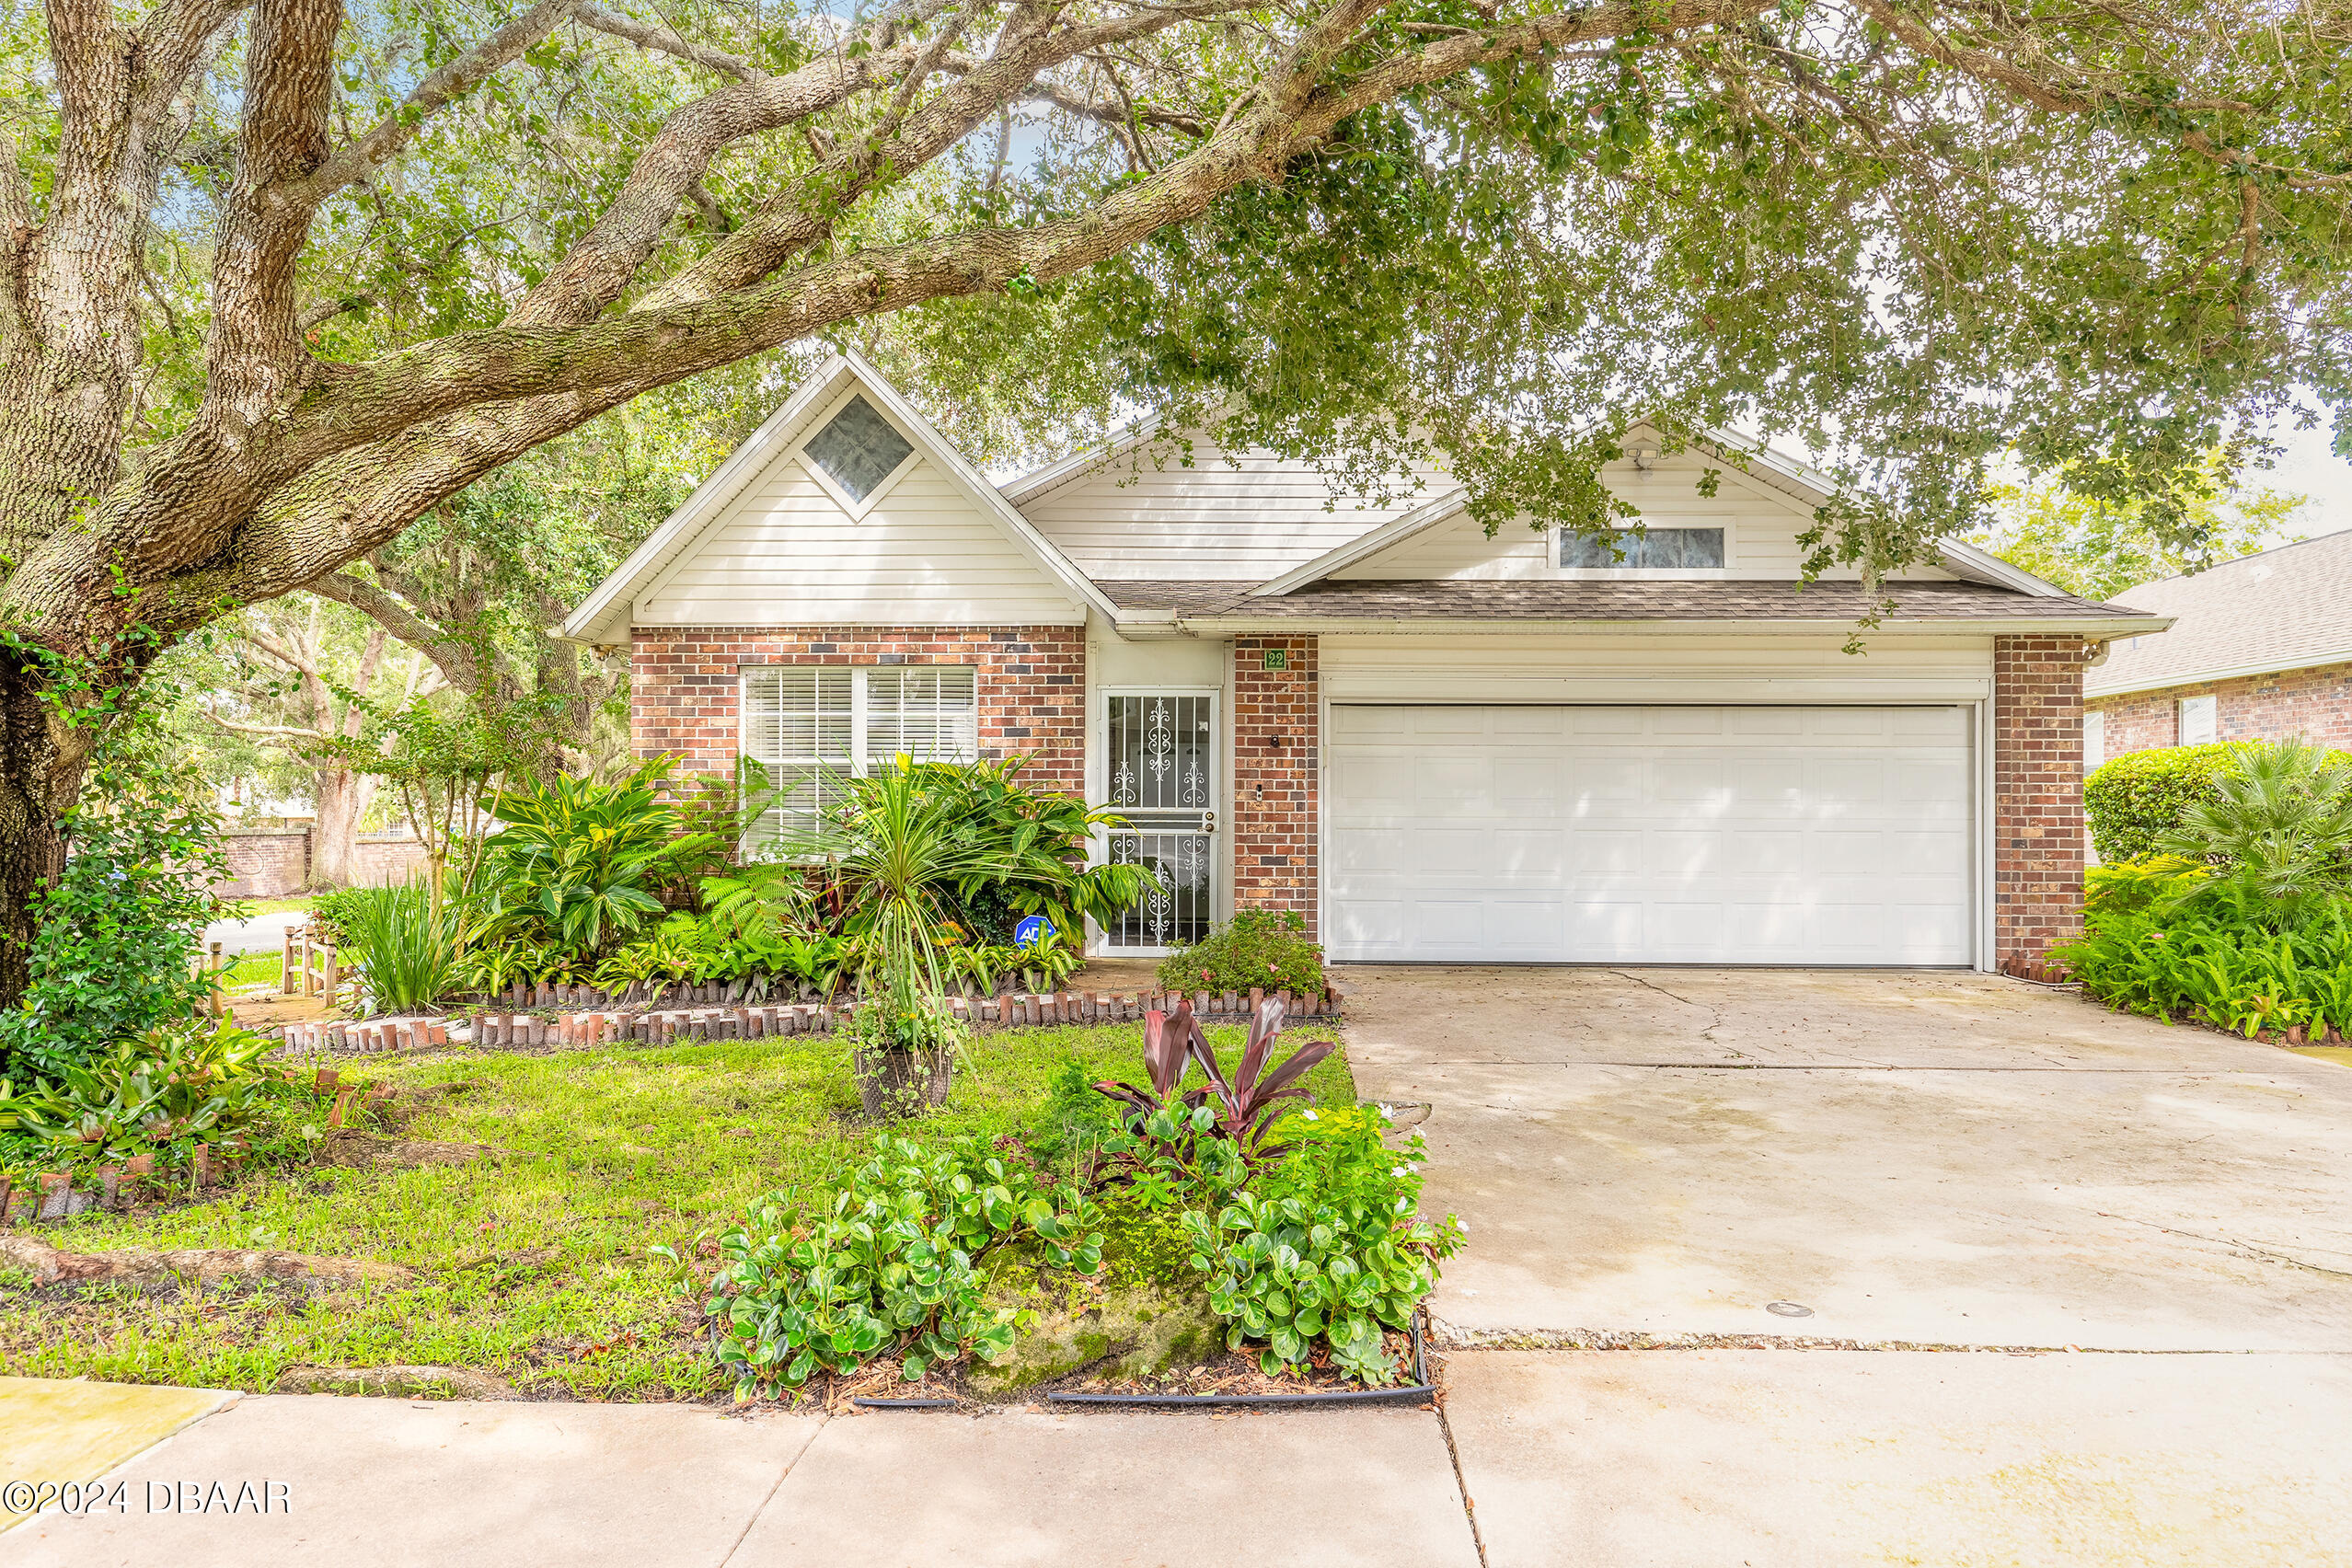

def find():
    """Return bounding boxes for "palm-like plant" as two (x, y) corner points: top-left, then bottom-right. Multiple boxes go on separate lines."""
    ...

(2158, 739), (2352, 924)
(474, 760), (721, 959)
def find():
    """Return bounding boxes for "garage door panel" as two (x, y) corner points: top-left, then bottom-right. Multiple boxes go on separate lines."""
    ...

(1326, 704), (1973, 965)
(1566, 761), (1643, 802)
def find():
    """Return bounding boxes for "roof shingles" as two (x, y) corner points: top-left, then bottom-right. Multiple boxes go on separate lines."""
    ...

(2086, 528), (2352, 697)
(1102, 577), (2152, 624)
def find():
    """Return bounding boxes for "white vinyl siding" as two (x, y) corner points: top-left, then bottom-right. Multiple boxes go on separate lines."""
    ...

(1334, 452), (1955, 583)
(742, 666), (977, 848)
(1016, 434), (1457, 581)
(637, 455), (1087, 626)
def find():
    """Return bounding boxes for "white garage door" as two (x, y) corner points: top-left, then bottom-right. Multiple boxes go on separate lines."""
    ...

(1325, 705), (1974, 965)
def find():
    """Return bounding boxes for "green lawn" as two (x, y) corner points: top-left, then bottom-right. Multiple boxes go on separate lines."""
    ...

(0, 1020), (1355, 1400)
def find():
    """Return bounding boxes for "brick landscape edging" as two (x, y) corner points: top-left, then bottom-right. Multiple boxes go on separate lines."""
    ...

(268, 985), (1346, 1055)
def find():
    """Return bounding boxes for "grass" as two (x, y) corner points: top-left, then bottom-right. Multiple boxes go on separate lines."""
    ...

(236, 896), (317, 917)
(0, 1020), (1356, 1400)
(218, 952), (282, 989)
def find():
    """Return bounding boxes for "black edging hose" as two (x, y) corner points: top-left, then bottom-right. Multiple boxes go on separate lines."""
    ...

(1042, 1313), (1433, 1412)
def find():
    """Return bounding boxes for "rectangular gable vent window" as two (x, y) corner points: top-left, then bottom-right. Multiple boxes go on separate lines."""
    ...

(802, 395), (915, 502)
(2180, 694), (2219, 745)
(1561, 526), (1725, 569)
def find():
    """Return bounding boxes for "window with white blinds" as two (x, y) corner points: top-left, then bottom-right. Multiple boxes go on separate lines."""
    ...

(740, 665), (978, 851)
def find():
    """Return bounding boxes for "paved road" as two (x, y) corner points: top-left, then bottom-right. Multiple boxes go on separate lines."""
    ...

(204, 911), (307, 958)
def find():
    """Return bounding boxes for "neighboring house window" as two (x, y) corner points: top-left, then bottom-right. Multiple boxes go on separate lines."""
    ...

(741, 665), (977, 847)
(801, 395), (914, 502)
(1560, 527), (1726, 569)
(2179, 694), (2218, 745)
(2083, 710), (2104, 770)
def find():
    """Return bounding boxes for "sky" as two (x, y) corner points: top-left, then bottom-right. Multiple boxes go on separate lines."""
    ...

(2258, 404), (2352, 544)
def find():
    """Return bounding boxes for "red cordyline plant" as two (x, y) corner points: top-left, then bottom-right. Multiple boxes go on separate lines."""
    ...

(1093, 997), (1333, 1168)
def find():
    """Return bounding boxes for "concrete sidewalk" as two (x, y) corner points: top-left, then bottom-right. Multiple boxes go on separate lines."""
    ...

(0, 1387), (1477, 1568)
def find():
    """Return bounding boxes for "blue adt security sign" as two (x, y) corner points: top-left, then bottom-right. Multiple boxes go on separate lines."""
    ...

(1014, 915), (1055, 950)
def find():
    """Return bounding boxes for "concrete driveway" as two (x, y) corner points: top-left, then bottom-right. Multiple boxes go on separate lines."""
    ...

(1342, 966), (2352, 1562)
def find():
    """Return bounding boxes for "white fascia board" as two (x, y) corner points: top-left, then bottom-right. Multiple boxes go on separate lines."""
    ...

(1250, 488), (1472, 597)
(560, 356), (854, 645)
(2086, 641), (2346, 701)
(1172, 615), (2165, 638)
(998, 411), (1167, 507)
(1935, 537), (2069, 597)
(841, 349), (1120, 623)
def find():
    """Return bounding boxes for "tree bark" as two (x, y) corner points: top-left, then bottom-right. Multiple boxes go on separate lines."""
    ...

(0, 663), (93, 1009)
(307, 766), (376, 887)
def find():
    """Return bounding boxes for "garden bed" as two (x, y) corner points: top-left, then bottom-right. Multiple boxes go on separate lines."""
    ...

(258, 983), (1347, 1058)
(0, 1020), (1366, 1401)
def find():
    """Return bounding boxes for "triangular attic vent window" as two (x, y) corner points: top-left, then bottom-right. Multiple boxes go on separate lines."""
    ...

(803, 395), (914, 502)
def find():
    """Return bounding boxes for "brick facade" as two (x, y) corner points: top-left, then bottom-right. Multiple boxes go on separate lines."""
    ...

(1994, 635), (2092, 975)
(629, 626), (1086, 796)
(2087, 658), (2352, 761)
(1231, 636), (1320, 935)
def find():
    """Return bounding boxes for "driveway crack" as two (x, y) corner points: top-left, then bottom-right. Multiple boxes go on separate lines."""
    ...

(2097, 1212), (2352, 1282)
(1608, 969), (1728, 1044)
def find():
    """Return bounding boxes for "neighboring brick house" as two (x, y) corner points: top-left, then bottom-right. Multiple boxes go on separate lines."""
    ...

(567, 352), (2163, 974)
(2083, 530), (2352, 766)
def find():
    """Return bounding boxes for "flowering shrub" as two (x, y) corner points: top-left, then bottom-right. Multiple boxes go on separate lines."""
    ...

(1156, 908), (1325, 997)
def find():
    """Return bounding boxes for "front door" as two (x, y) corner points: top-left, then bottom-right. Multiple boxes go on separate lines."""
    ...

(1101, 692), (1217, 953)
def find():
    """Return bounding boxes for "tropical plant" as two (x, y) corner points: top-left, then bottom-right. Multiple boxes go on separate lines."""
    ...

(1158, 909), (1326, 997)
(2157, 739), (2352, 919)
(336, 876), (468, 1014)
(2056, 875), (2352, 1039)
(698, 1135), (1103, 1395)
(1184, 1110), (1463, 1383)
(0, 1020), (300, 1161)
(473, 760), (721, 960)
(1094, 998), (1334, 1170)
(1015, 926), (1085, 992)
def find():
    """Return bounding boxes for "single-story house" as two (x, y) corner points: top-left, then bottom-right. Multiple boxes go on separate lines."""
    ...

(564, 352), (2164, 974)
(2083, 528), (2352, 764)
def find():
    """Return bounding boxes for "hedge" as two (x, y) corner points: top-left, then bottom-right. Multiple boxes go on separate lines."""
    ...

(2082, 744), (2236, 863)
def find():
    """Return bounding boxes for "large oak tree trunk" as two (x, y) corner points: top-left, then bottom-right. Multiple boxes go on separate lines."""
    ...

(308, 767), (377, 888)
(0, 664), (90, 1011)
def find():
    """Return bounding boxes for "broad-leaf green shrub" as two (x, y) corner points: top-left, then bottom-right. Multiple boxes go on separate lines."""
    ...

(2084, 744), (2236, 863)
(1185, 1108), (1462, 1383)
(0, 734), (229, 1080)
(472, 760), (719, 961)
(2057, 871), (2352, 1039)
(1157, 909), (1326, 996)
(699, 1135), (1103, 1395)
(0, 1019), (321, 1170)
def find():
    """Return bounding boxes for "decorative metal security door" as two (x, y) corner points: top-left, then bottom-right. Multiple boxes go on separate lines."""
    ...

(1101, 693), (1216, 951)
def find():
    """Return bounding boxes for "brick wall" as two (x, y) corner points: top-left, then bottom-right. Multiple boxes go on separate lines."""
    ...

(1994, 636), (2091, 975)
(213, 829), (426, 897)
(2088, 658), (2352, 761)
(218, 830), (309, 898)
(630, 626), (1086, 795)
(1231, 636), (1320, 934)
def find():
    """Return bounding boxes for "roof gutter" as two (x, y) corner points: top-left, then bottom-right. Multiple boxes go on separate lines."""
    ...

(2086, 641), (2352, 700)
(1166, 614), (2172, 639)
